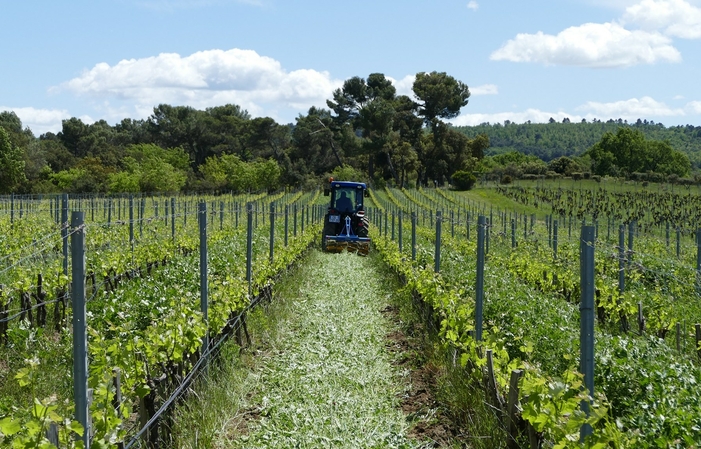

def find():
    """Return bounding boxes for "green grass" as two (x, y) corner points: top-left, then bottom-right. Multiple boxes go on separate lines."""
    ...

(451, 187), (543, 218)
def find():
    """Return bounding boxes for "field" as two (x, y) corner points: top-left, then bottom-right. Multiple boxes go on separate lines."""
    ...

(1, 183), (701, 448)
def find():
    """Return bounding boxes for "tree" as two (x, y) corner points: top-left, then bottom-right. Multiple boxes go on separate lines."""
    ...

(412, 72), (471, 184)
(586, 127), (690, 177)
(38, 135), (76, 172)
(413, 71), (470, 127)
(251, 158), (282, 192)
(548, 156), (578, 176)
(290, 107), (346, 181)
(245, 117), (291, 162)
(451, 170), (476, 190)
(329, 164), (368, 184)
(108, 143), (189, 193)
(468, 134), (490, 160)
(147, 105), (208, 167)
(200, 154), (282, 193)
(327, 73), (399, 180)
(0, 127), (26, 193)
(0, 111), (33, 149)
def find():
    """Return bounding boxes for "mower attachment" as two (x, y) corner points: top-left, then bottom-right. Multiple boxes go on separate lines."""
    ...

(324, 215), (370, 256)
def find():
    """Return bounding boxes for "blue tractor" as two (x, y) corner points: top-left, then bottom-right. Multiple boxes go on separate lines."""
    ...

(321, 179), (371, 255)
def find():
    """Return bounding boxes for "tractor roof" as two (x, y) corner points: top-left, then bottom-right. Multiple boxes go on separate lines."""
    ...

(330, 181), (367, 189)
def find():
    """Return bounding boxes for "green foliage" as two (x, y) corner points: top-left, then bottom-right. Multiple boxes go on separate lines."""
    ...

(1, 357), (91, 449)
(0, 190), (322, 448)
(329, 164), (367, 184)
(456, 120), (701, 170)
(49, 167), (89, 192)
(49, 157), (113, 193)
(199, 154), (281, 193)
(412, 71), (470, 124)
(106, 143), (189, 193)
(548, 156), (579, 176)
(586, 128), (690, 177)
(0, 127), (27, 193)
(450, 170), (476, 190)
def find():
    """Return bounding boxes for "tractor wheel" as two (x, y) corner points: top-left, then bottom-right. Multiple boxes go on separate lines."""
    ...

(357, 216), (370, 237)
(321, 219), (334, 252)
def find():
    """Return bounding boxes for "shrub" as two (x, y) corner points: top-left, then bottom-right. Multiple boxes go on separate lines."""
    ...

(646, 172), (664, 183)
(630, 172), (645, 182)
(583, 172), (591, 179)
(330, 164), (367, 184)
(592, 175), (601, 183)
(501, 174), (513, 184)
(572, 173), (583, 181)
(451, 170), (477, 190)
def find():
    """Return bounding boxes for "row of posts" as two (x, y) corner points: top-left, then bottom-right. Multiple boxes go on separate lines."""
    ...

(52, 193), (318, 276)
(374, 205), (648, 439)
(68, 199), (322, 448)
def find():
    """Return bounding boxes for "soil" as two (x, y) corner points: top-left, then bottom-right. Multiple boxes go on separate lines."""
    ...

(381, 305), (467, 448)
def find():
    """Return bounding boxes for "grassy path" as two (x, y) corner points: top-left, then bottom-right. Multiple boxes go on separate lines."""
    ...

(223, 250), (429, 448)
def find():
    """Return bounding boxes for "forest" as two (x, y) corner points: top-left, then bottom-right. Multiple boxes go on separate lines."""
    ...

(1, 70), (700, 195)
(456, 119), (701, 167)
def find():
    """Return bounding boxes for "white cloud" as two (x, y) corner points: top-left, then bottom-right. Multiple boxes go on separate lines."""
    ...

(467, 1), (479, 10)
(388, 74), (415, 98)
(490, 22), (681, 67)
(577, 96), (685, 117)
(0, 107), (75, 135)
(686, 101), (701, 113)
(55, 48), (342, 121)
(449, 96), (701, 126)
(623, 0), (701, 38)
(471, 84), (498, 95)
(450, 109), (582, 126)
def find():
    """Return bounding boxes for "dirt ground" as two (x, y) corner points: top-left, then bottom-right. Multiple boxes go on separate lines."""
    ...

(381, 305), (468, 448)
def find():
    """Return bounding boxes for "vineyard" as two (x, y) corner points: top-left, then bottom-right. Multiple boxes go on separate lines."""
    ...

(1, 183), (701, 448)
(0, 191), (322, 448)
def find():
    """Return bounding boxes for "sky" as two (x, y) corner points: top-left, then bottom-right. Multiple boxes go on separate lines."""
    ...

(1, 0), (700, 136)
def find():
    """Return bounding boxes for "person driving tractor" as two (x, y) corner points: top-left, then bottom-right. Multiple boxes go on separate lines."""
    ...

(336, 191), (352, 212)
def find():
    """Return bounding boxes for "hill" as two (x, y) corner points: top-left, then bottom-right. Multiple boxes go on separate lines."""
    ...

(455, 119), (701, 168)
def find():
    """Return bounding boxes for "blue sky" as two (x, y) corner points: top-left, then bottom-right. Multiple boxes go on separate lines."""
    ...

(1, 0), (700, 135)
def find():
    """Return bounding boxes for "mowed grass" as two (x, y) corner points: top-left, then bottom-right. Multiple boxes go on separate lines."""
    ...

(172, 249), (430, 449)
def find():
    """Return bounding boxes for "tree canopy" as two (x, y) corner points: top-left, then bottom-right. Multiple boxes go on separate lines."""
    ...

(586, 127), (690, 177)
(0, 126), (26, 193)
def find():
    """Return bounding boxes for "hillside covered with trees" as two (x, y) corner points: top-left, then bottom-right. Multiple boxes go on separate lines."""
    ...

(456, 119), (701, 167)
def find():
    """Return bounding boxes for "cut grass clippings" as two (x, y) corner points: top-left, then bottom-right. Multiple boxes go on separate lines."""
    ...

(172, 249), (436, 448)
(225, 250), (429, 448)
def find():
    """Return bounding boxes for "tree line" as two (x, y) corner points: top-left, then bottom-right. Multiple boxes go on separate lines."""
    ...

(463, 125), (694, 186)
(457, 119), (701, 168)
(0, 71), (488, 195)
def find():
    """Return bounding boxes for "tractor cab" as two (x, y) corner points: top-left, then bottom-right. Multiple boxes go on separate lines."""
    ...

(324, 181), (368, 214)
(322, 179), (371, 255)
